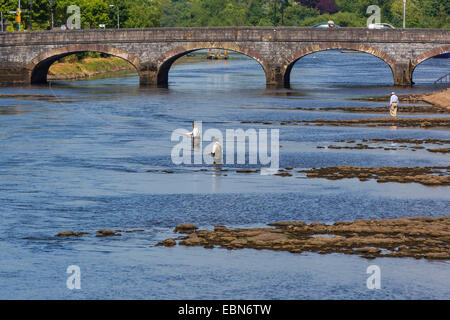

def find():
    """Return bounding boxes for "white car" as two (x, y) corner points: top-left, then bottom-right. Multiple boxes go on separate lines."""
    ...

(368, 23), (395, 29)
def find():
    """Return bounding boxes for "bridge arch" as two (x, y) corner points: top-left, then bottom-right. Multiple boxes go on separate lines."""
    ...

(146, 42), (268, 87)
(412, 45), (450, 69)
(411, 45), (450, 82)
(28, 44), (141, 84)
(283, 43), (397, 87)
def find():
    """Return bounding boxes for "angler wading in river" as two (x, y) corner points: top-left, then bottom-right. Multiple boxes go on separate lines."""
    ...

(390, 92), (399, 118)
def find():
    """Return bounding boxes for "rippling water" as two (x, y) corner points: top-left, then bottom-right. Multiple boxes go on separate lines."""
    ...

(0, 50), (449, 299)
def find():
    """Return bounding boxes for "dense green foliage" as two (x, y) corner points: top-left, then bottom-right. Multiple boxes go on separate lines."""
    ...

(0, 0), (448, 31)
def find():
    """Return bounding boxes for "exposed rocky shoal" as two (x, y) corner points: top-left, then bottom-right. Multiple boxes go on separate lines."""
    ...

(242, 118), (450, 128)
(159, 217), (450, 260)
(298, 166), (450, 186)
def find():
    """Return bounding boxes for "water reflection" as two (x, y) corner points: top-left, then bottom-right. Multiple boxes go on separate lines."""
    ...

(0, 106), (30, 115)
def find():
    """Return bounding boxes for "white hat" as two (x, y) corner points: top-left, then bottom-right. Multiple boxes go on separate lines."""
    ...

(391, 92), (395, 95)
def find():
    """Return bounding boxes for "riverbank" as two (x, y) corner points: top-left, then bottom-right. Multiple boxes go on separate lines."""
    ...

(47, 56), (135, 81)
(421, 88), (450, 109)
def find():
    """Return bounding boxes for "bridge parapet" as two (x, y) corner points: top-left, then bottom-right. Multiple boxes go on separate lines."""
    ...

(1, 27), (449, 43)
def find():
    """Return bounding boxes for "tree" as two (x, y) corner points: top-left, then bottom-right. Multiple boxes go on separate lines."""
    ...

(316, 0), (339, 14)
(296, 0), (319, 8)
(269, 0), (289, 26)
(123, 0), (162, 28)
(108, 0), (130, 29)
(300, 11), (365, 27)
(1, 0), (17, 31)
(219, 2), (247, 26)
(283, 1), (319, 26)
(29, 0), (52, 30)
(245, 0), (272, 26)
(2, 0), (448, 30)
(0, 0), (14, 13)
(390, 0), (422, 27)
(417, 0), (450, 28)
(296, 0), (338, 15)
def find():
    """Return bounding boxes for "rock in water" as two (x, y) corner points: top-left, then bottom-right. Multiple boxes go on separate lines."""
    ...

(156, 238), (176, 247)
(96, 230), (121, 237)
(174, 223), (198, 234)
(56, 231), (89, 237)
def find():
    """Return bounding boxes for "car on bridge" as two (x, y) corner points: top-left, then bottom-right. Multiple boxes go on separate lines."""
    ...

(368, 23), (395, 29)
(312, 22), (340, 28)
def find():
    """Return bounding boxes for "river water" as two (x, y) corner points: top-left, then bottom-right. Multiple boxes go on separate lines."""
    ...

(0, 50), (449, 299)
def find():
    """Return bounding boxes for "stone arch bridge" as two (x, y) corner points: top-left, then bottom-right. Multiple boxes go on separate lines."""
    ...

(0, 27), (449, 87)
